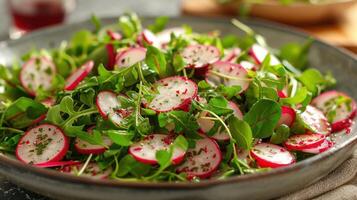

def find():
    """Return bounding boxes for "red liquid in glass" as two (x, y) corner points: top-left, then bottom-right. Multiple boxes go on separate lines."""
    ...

(10, 1), (65, 31)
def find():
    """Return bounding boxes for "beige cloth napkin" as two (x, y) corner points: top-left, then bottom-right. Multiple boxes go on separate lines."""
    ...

(279, 149), (357, 200)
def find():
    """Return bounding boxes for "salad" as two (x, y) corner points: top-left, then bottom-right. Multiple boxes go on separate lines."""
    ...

(0, 13), (355, 182)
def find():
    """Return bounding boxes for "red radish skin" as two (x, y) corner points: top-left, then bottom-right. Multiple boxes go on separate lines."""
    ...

(198, 101), (243, 141)
(250, 143), (295, 168)
(31, 114), (47, 125)
(277, 106), (296, 127)
(115, 47), (146, 69)
(65, 60), (94, 91)
(249, 44), (281, 67)
(16, 124), (69, 165)
(74, 126), (113, 155)
(96, 91), (131, 126)
(182, 45), (220, 69)
(141, 29), (160, 47)
(206, 61), (250, 93)
(222, 48), (241, 63)
(299, 105), (331, 135)
(147, 76), (198, 113)
(128, 134), (186, 165)
(20, 56), (56, 96)
(60, 162), (112, 179)
(106, 30), (122, 41)
(278, 90), (288, 98)
(176, 136), (222, 179)
(106, 44), (116, 70)
(41, 97), (56, 108)
(284, 133), (326, 151)
(36, 160), (81, 168)
(301, 140), (334, 154)
(311, 90), (357, 133)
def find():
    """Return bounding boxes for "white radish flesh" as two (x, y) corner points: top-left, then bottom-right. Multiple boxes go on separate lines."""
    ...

(147, 76), (198, 112)
(16, 124), (69, 165)
(20, 56), (56, 96)
(299, 105), (331, 135)
(182, 45), (220, 68)
(74, 126), (113, 155)
(301, 139), (333, 154)
(249, 44), (280, 67)
(65, 60), (94, 91)
(250, 143), (295, 168)
(115, 47), (146, 68)
(60, 162), (112, 179)
(277, 106), (296, 127)
(156, 27), (185, 45)
(284, 133), (326, 151)
(128, 134), (186, 165)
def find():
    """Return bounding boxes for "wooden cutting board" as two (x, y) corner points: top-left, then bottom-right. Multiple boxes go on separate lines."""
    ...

(182, 0), (357, 55)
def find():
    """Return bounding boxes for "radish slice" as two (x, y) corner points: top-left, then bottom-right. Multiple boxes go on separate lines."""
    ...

(198, 101), (243, 141)
(128, 134), (186, 165)
(96, 91), (131, 126)
(239, 61), (255, 70)
(156, 27), (185, 45)
(65, 60), (94, 91)
(16, 124), (69, 165)
(206, 61), (250, 92)
(249, 44), (280, 67)
(115, 47), (146, 68)
(60, 162), (112, 179)
(106, 30), (122, 41)
(277, 106), (296, 127)
(31, 114), (47, 125)
(299, 105), (331, 135)
(301, 139), (334, 154)
(182, 45), (220, 69)
(278, 90), (288, 98)
(36, 160), (81, 168)
(176, 136), (222, 179)
(222, 48), (241, 63)
(41, 97), (56, 108)
(250, 143), (295, 168)
(74, 126), (113, 155)
(141, 29), (160, 47)
(106, 44), (116, 70)
(20, 56), (56, 96)
(284, 133), (326, 151)
(311, 90), (357, 132)
(147, 76), (198, 112)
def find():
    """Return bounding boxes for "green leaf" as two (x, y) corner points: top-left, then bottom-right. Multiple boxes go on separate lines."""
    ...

(158, 111), (199, 135)
(280, 87), (308, 105)
(117, 155), (151, 177)
(173, 135), (188, 152)
(46, 105), (63, 124)
(91, 14), (102, 33)
(172, 53), (186, 73)
(207, 96), (232, 115)
(298, 69), (335, 96)
(145, 46), (167, 78)
(148, 16), (169, 33)
(217, 85), (242, 99)
(221, 34), (239, 48)
(79, 88), (96, 107)
(270, 124), (290, 144)
(156, 149), (172, 167)
(59, 96), (75, 115)
(243, 99), (281, 138)
(107, 130), (134, 146)
(228, 117), (253, 150)
(279, 39), (312, 70)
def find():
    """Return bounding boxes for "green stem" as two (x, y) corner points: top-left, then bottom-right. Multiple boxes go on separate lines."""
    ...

(210, 70), (252, 81)
(77, 153), (93, 176)
(61, 108), (98, 127)
(0, 127), (24, 134)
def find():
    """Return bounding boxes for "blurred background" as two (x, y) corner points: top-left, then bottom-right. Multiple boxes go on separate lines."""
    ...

(0, 0), (356, 54)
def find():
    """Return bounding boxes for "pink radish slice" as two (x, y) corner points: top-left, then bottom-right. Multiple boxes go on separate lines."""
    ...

(299, 105), (331, 135)
(106, 44), (116, 70)
(156, 27), (185, 45)
(277, 106), (296, 127)
(222, 48), (241, 63)
(36, 160), (81, 168)
(41, 97), (56, 107)
(31, 114), (46, 125)
(115, 47), (146, 69)
(249, 44), (280, 67)
(311, 90), (357, 132)
(147, 76), (198, 112)
(96, 91), (131, 126)
(278, 90), (288, 98)
(250, 143), (295, 168)
(65, 60), (94, 91)
(74, 126), (113, 155)
(239, 61), (255, 70)
(16, 124), (69, 165)
(106, 30), (122, 40)
(176, 136), (222, 179)
(301, 139), (334, 154)
(198, 101), (243, 141)
(60, 162), (112, 179)
(128, 134), (186, 165)
(284, 133), (326, 151)
(206, 61), (250, 92)
(20, 56), (56, 96)
(141, 29), (160, 47)
(182, 45), (220, 69)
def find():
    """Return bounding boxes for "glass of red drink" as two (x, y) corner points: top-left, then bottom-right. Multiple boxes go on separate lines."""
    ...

(7, 0), (76, 39)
